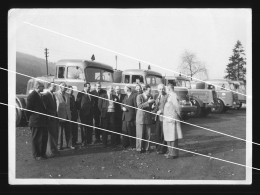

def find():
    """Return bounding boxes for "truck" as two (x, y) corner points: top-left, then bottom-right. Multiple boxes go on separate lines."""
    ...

(230, 80), (246, 109)
(113, 69), (197, 120)
(164, 76), (218, 117)
(197, 79), (240, 113)
(16, 59), (115, 126)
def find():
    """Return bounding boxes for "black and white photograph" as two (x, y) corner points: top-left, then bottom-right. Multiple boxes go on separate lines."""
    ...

(8, 8), (252, 184)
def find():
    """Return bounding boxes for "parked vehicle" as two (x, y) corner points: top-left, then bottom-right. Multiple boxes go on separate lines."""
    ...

(16, 59), (114, 126)
(200, 79), (240, 113)
(230, 80), (246, 109)
(164, 76), (218, 117)
(113, 70), (196, 120)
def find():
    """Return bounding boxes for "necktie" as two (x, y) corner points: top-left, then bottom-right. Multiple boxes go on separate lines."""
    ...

(62, 94), (66, 102)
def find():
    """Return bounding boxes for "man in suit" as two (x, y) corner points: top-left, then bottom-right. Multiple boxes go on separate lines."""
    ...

(153, 83), (168, 154)
(91, 82), (106, 143)
(76, 82), (94, 147)
(26, 80), (48, 160)
(54, 82), (72, 150)
(42, 82), (59, 158)
(114, 86), (126, 145)
(68, 85), (78, 149)
(98, 85), (119, 147)
(121, 85), (138, 149)
(136, 85), (155, 153)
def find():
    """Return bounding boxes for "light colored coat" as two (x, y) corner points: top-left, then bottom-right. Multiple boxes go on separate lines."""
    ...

(136, 93), (153, 125)
(163, 92), (183, 141)
(54, 91), (71, 121)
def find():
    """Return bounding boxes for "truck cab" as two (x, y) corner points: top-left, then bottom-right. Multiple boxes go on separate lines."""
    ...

(164, 76), (218, 117)
(113, 70), (196, 120)
(27, 59), (114, 98)
(230, 80), (246, 109)
(16, 59), (114, 126)
(201, 79), (240, 113)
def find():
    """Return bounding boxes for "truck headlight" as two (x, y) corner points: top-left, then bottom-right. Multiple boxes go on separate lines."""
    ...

(179, 100), (187, 105)
(222, 92), (226, 96)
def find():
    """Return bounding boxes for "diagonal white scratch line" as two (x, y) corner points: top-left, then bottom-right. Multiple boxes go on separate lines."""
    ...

(3, 67), (255, 146)
(4, 102), (255, 170)
(23, 21), (250, 98)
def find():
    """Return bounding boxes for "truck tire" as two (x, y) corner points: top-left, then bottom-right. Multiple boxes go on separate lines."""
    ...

(236, 103), (242, 110)
(201, 107), (211, 117)
(214, 99), (224, 114)
(191, 100), (201, 117)
(223, 106), (229, 113)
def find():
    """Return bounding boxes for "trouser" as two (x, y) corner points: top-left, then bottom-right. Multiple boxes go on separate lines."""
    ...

(122, 121), (136, 148)
(114, 116), (122, 145)
(81, 117), (93, 144)
(46, 118), (59, 156)
(101, 112), (115, 146)
(58, 119), (71, 148)
(155, 120), (167, 153)
(136, 124), (151, 151)
(167, 140), (179, 157)
(94, 113), (101, 141)
(71, 118), (78, 146)
(30, 126), (48, 158)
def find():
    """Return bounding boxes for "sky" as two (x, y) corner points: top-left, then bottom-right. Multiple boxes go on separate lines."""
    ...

(10, 9), (251, 79)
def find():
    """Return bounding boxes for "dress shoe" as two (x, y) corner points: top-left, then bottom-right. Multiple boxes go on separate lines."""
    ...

(70, 146), (76, 150)
(165, 155), (178, 159)
(34, 156), (45, 161)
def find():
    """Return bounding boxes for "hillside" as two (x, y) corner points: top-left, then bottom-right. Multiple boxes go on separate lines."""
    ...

(16, 52), (56, 94)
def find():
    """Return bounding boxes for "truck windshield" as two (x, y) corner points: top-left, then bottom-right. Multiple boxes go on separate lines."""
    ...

(211, 82), (230, 91)
(132, 75), (144, 84)
(67, 66), (84, 80)
(146, 75), (162, 86)
(175, 90), (188, 101)
(85, 67), (113, 82)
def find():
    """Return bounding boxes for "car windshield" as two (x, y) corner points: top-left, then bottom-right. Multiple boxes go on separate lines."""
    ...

(85, 67), (113, 82)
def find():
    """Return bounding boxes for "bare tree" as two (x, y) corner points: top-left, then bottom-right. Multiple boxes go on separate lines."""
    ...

(179, 50), (207, 80)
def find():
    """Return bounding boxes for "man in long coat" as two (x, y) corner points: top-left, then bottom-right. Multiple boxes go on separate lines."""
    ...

(136, 85), (155, 153)
(121, 85), (137, 149)
(91, 82), (106, 143)
(153, 83), (168, 154)
(114, 85), (126, 145)
(163, 84), (183, 159)
(68, 85), (78, 149)
(76, 82), (94, 146)
(98, 85), (119, 147)
(54, 82), (71, 150)
(26, 80), (48, 160)
(42, 82), (59, 158)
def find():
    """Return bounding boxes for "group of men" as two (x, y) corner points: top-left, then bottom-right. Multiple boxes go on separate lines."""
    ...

(26, 80), (182, 161)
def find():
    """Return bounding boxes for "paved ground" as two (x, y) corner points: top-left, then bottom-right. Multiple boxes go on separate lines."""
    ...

(15, 107), (247, 180)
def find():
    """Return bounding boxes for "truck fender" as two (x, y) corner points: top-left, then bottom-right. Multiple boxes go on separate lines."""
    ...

(190, 96), (203, 107)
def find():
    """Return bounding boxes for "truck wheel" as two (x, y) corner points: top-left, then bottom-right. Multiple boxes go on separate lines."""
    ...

(214, 99), (224, 114)
(201, 108), (211, 117)
(223, 106), (229, 113)
(236, 103), (242, 110)
(180, 113), (189, 121)
(191, 100), (201, 117)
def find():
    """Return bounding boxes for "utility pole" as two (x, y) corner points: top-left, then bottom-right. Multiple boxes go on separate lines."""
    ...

(115, 55), (118, 70)
(44, 48), (49, 75)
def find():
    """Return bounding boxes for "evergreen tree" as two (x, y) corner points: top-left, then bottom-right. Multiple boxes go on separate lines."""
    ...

(224, 40), (246, 82)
